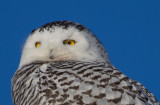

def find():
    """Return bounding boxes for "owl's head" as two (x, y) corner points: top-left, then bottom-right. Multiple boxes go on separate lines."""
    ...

(19, 21), (110, 68)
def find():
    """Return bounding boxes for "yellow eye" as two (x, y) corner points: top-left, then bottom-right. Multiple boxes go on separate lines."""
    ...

(63, 40), (76, 45)
(35, 42), (41, 47)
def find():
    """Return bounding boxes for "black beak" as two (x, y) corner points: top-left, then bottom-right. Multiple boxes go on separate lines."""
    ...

(49, 49), (54, 59)
(49, 55), (54, 59)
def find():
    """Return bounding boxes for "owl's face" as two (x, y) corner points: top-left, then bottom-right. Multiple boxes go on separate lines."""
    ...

(19, 21), (109, 69)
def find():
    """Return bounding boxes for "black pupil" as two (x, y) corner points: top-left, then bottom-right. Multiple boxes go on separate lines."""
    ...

(68, 41), (71, 44)
(35, 42), (39, 47)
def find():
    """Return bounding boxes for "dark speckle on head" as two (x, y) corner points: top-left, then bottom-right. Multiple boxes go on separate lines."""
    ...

(31, 21), (88, 34)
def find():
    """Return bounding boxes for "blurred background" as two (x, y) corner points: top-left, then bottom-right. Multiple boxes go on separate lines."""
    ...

(0, 0), (160, 104)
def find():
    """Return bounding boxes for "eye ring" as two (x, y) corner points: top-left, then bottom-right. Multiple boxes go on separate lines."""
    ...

(63, 40), (76, 45)
(35, 42), (41, 47)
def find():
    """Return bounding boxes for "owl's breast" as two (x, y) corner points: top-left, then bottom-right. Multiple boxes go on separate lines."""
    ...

(12, 61), (159, 105)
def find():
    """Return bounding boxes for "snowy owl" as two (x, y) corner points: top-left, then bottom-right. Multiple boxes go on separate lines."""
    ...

(12, 21), (159, 105)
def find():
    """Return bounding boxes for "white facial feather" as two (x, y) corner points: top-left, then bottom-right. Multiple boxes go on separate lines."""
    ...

(19, 22), (110, 69)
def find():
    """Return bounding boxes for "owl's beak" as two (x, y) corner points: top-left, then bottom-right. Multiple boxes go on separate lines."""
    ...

(49, 55), (54, 59)
(49, 49), (54, 59)
(49, 49), (73, 61)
